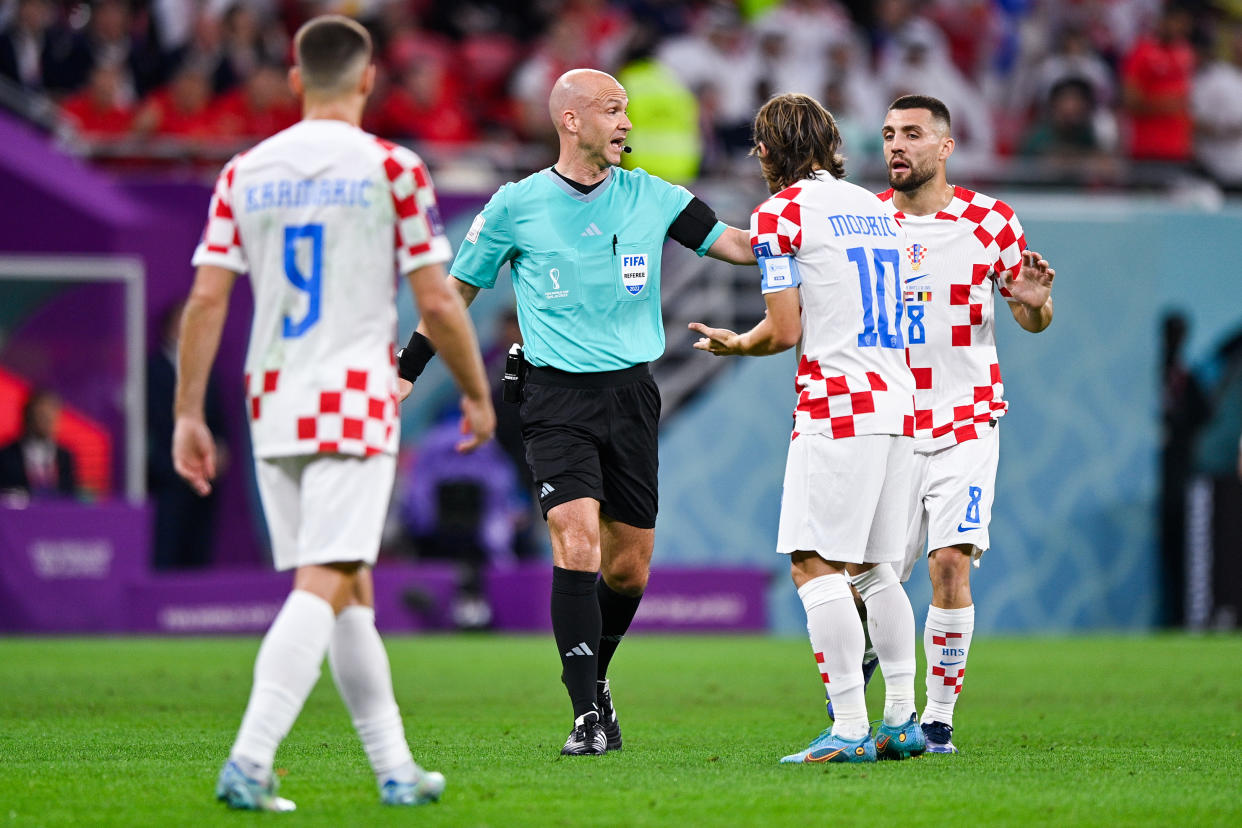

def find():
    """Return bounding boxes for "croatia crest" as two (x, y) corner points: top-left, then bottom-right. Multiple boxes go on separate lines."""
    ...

(907, 243), (927, 270)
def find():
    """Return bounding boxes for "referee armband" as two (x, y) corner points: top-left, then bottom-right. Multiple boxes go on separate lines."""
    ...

(758, 254), (801, 294)
(667, 197), (719, 251)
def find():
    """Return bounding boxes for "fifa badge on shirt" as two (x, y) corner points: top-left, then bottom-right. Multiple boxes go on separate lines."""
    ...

(907, 243), (928, 270)
(465, 213), (485, 244)
(621, 253), (649, 296)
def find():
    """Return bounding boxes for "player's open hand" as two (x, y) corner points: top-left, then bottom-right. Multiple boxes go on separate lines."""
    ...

(456, 393), (496, 453)
(1008, 250), (1055, 309)
(172, 416), (217, 496)
(689, 322), (742, 356)
(397, 377), (414, 402)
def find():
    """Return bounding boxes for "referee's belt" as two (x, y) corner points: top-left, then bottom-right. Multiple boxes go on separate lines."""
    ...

(525, 363), (650, 388)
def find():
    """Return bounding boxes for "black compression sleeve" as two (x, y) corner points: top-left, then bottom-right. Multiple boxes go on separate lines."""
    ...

(397, 330), (436, 382)
(667, 196), (720, 251)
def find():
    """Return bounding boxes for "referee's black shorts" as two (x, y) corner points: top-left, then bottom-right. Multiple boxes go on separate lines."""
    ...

(519, 362), (660, 529)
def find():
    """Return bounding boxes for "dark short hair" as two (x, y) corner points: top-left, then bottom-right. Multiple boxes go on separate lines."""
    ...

(294, 15), (372, 91)
(22, 388), (59, 431)
(751, 93), (845, 193)
(887, 94), (952, 133)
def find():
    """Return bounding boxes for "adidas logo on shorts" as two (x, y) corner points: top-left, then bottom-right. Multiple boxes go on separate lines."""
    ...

(540, 482), (555, 499)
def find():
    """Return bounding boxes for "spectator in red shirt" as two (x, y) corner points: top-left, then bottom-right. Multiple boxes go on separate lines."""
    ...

(210, 61), (298, 140)
(60, 62), (134, 139)
(369, 52), (478, 144)
(132, 61), (216, 139)
(1121, 6), (1196, 162)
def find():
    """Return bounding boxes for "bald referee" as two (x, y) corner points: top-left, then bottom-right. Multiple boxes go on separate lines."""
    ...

(399, 68), (754, 756)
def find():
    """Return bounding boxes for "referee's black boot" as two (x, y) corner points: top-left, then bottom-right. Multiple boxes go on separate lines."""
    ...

(597, 679), (622, 751)
(560, 709), (608, 756)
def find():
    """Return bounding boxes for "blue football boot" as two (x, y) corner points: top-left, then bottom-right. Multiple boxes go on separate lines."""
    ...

(780, 727), (876, 764)
(215, 759), (295, 812)
(876, 713), (927, 760)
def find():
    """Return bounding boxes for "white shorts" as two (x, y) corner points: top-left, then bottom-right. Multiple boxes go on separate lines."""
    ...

(776, 433), (913, 564)
(255, 453), (396, 571)
(899, 422), (999, 582)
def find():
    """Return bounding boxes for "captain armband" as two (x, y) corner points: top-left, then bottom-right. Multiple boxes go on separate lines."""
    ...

(758, 255), (802, 294)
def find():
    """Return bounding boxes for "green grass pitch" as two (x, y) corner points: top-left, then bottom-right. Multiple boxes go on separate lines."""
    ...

(1, 633), (1239, 826)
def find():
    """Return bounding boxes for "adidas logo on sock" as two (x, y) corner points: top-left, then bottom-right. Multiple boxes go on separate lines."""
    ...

(540, 482), (555, 499)
(564, 642), (594, 657)
(580, 223), (603, 236)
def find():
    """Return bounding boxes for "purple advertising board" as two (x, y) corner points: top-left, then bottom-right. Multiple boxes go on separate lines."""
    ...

(0, 502), (768, 634)
(0, 501), (149, 632)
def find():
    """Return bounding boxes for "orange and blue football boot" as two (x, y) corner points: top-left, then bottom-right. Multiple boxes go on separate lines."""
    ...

(779, 728), (876, 764)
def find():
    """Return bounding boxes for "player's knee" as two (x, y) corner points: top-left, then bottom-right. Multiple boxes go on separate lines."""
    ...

(928, 546), (972, 599)
(602, 563), (648, 595)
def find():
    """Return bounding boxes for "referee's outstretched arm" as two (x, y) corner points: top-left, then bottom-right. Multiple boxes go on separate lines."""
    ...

(703, 225), (757, 265)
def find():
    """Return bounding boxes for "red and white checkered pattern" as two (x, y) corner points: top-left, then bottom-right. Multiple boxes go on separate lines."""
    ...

(198, 153), (248, 272)
(375, 137), (449, 276)
(751, 172), (914, 440)
(878, 186), (1026, 451)
(930, 632), (966, 694)
(193, 121), (447, 458)
(752, 184), (803, 254)
(795, 356), (915, 439)
(814, 650), (830, 684)
(292, 367), (398, 457)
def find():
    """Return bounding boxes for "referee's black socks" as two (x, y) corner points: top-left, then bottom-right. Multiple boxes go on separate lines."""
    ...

(597, 577), (643, 682)
(551, 566), (602, 720)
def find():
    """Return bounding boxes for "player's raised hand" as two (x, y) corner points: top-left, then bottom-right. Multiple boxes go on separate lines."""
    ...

(172, 415), (217, 496)
(397, 376), (414, 402)
(456, 393), (496, 453)
(1008, 249), (1055, 309)
(689, 322), (743, 356)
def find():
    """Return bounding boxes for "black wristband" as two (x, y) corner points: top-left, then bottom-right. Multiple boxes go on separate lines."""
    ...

(397, 331), (436, 382)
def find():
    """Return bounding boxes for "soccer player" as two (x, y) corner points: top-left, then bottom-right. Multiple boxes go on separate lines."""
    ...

(690, 92), (924, 763)
(173, 16), (494, 811)
(396, 68), (755, 756)
(878, 94), (1055, 753)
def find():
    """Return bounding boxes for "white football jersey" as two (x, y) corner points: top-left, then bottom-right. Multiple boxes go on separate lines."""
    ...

(877, 186), (1026, 451)
(751, 171), (914, 439)
(192, 119), (451, 458)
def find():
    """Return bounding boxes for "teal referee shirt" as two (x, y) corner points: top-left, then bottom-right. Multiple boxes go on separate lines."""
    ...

(450, 166), (726, 373)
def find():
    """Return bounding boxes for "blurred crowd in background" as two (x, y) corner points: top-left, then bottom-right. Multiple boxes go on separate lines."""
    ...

(1, 0), (1241, 187)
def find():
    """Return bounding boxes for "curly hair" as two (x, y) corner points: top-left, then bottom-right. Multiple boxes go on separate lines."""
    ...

(750, 93), (845, 193)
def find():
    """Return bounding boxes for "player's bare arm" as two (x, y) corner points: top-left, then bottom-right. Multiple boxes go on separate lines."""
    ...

(705, 226), (758, 265)
(405, 264), (495, 451)
(1006, 249), (1055, 333)
(398, 276), (483, 402)
(173, 264), (239, 495)
(689, 287), (801, 356)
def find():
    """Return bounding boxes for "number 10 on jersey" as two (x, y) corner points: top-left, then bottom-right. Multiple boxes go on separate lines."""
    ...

(847, 246), (903, 350)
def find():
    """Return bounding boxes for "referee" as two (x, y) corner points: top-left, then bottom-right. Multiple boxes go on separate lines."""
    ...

(399, 68), (755, 755)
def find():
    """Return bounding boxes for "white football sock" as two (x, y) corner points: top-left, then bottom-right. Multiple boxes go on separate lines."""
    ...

(851, 565), (916, 726)
(922, 604), (975, 727)
(328, 605), (416, 784)
(230, 590), (336, 776)
(798, 574), (869, 742)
